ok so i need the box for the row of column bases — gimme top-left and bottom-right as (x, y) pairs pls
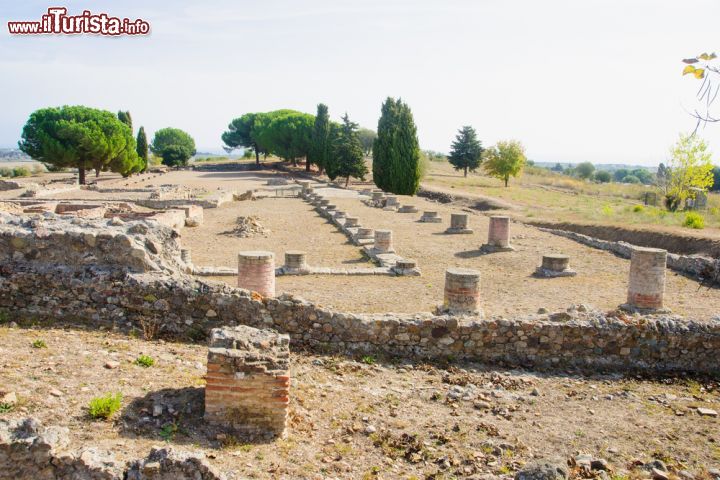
(237, 246), (668, 316)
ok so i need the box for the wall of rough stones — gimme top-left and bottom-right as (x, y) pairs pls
(0, 213), (188, 274)
(1, 213), (719, 374)
(538, 227), (720, 281)
(0, 418), (225, 480)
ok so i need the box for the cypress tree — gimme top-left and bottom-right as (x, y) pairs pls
(309, 103), (330, 173)
(372, 97), (421, 195)
(332, 113), (368, 187)
(448, 125), (483, 177)
(136, 126), (149, 172)
(117, 110), (133, 131)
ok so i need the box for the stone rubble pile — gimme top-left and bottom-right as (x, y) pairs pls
(221, 215), (270, 238)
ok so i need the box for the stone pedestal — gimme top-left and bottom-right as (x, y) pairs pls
(392, 259), (421, 276)
(372, 192), (384, 202)
(238, 251), (275, 297)
(345, 217), (359, 227)
(319, 199), (330, 207)
(445, 213), (473, 234)
(420, 211), (442, 223)
(325, 204), (336, 211)
(622, 247), (669, 312)
(204, 326), (290, 439)
(374, 230), (394, 253)
(439, 268), (482, 315)
(397, 205), (418, 213)
(333, 211), (346, 219)
(284, 251), (308, 271)
(356, 228), (374, 239)
(480, 216), (514, 252)
(534, 254), (576, 277)
(384, 196), (399, 210)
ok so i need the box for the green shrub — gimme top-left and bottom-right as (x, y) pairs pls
(12, 167), (30, 177)
(31, 339), (47, 349)
(134, 354), (154, 368)
(0, 167), (12, 177)
(633, 205), (644, 213)
(0, 309), (8, 324)
(684, 212), (705, 229)
(0, 402), (13, 414)
(601, 204), (613, 216)
(88, 393), (122, 419)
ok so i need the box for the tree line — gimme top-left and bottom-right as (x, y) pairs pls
(18, 105), (197, 184)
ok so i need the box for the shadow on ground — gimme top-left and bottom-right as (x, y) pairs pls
(118, 387), (275, 448)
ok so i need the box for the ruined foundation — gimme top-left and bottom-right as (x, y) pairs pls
(439, 268), (482, 316)
(237, 251), (275, 298)
(383, 196), (399, 210)
(419, 211), (442, 223)
(373, 229), (395, 254)
(392, 259), (421, 276)
(284, 251), (308, 272)
(621, 247), (669, 313)
(397, 205), (418, 213)
(534, 254), (576, 277)
(204, 326), (290, 440)
(445, 213), (473, 234)
(480, 216), (515, 253)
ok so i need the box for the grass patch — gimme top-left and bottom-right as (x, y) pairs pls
(88, 393), (122, 420)
(31, 339), (47, 349)
(0, 403), (14, 414)
(134, 354), (155, 368)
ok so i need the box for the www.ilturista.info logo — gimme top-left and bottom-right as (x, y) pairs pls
(7, 7), (150, 35)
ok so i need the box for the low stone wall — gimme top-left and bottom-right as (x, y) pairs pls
(0, 418), (225, 480)
(538, 227), (720, 280)
(0, 213), (187, 273)
(1, 262), (719, 374)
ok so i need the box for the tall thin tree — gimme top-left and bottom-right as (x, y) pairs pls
(309, 103), (330, 173)
(136, 126), (149, 172)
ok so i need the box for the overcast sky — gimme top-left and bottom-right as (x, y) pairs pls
(1, 0), (719, 165)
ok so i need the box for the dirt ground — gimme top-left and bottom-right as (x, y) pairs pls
(1, 325), (718, 479)
(187, 182), (720, 320)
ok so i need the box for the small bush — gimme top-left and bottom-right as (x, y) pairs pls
(0, 167), (12, 177)
(601, 205), (613, 216)
(31, 339), (47, 349)
(88, 393), (122, 420)
(134, 354), (155, 368)
(684, 212), (705, 229)
(633, 205), (644, 213)
(0, 402), (13, 414)
(12, 167), (30, 177)
(0, 309), (8, 324)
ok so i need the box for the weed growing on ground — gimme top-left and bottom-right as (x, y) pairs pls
(31, 339), (46, 349)
(361, 355), (376, 365)
(134, 354), (155, 367)
(88, 393), (122, 420)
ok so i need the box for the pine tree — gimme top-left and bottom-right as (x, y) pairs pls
(448, 126), (483, 177)
(309, 103), (330, 173)
(372, 97), (421, 195)
(136, 126), (149, 172)
(332, 113), (368, 187)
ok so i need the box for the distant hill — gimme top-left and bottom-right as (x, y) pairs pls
(0, 148), (31, 162)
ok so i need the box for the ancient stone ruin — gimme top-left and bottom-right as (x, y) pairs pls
(204, 326), (290, 440)
(445, 213), (473, 234)
(622, 247), (668, 312)
(480, 215), (515, 253)
(237, 251), (276, 297)
(535, 254), (577, 277)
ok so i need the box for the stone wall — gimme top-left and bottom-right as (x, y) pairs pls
(1, 212), (719, 374)
(0, 213), (187, 274)
(1, 262), (719, 374)
(538, 227), (720, 281)
(0, 418), (225, 480)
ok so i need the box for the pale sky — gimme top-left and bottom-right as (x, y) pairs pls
(1, 0), (719, 166)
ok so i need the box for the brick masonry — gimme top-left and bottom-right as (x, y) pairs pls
(204, 326), (290, 439)
(626, 247), (667, 311)
(237, 251), (275, 298)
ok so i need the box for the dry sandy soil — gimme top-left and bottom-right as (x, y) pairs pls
(180, 180), (720, 320)
(1, 325), (719, 480)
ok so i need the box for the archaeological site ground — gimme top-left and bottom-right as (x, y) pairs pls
(0, 160), (719, 480)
